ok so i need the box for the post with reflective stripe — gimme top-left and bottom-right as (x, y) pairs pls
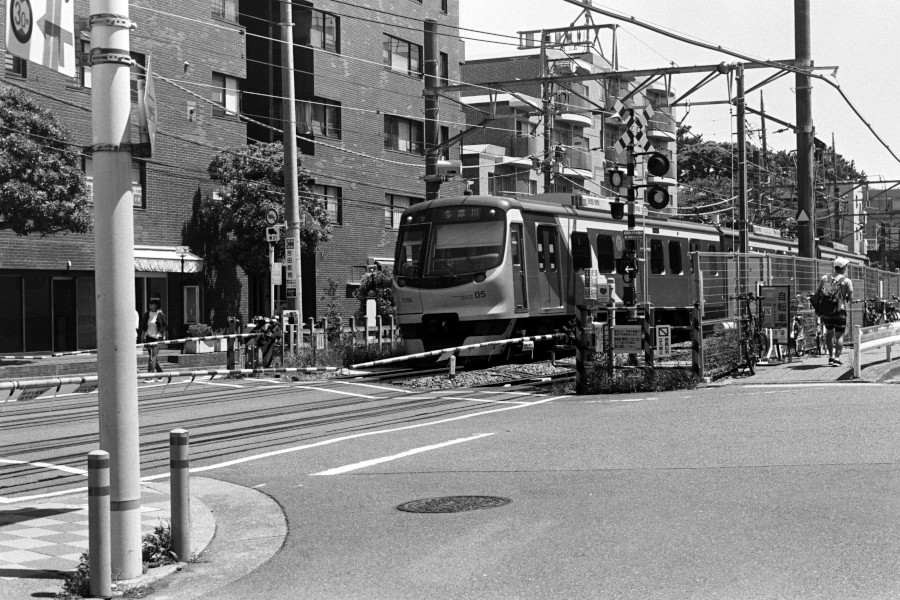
(170, 429), (190, 561)
(376, 315), (383, 350)
(643, 305), (655, 383)
(349, 317), (357, 347)
(852, 325), (861, 379)
(692, 303), (705, 380)
(308, 318), (316, 364)
(390, 315), (396, 347)
(88, 450), (112, 599)
(449, 355), (457, 379)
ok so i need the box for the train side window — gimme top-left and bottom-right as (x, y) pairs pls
(649, 239), (665, 274)
(708, 244), (719, 275)
(596, 235), (615, 272)
(669, 240), (683, 274)
(537, 225), (559, 272)
(571, 232), (591, 271)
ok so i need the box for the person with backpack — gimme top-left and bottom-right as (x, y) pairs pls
(812, 257), (854, 366)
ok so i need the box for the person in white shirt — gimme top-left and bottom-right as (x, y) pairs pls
(139, 297), (168, 375)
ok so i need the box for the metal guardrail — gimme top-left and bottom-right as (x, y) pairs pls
(851, 322), (900, 378)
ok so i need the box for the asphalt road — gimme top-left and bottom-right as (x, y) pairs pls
(2, 378), (899, 598)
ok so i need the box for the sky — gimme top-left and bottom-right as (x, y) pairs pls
(459, 0), (900, 185)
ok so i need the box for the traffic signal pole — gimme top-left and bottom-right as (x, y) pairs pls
(90, 0), (142, 578)
(280, 0), (303, 317)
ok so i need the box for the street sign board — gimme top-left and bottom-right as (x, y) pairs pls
(285, 238), (297, 286)
(613, 325), (642, 353)
(623, 229), (645, 240)
(271, 262), (282, 286)
(760, 285), (790, 328)
(265, 208), (279, 225)
(655, 325), (671, 358)
(265, 226), (280, 243)
(5, 0), (76, 77)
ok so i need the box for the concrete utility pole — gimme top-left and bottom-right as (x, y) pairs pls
(795, 0), (815, 258)
(281, 0), (303, 317)
(424, 19), (440, 201)
(540, 31), (553, 193)
(736, 63), (749, 255)
(90, 0), (142, 578)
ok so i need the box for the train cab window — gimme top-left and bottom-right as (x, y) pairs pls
(571, 232), (591, 271)
(396, 225), (427, 277)
(668, 241), (683, 274)
(537, 226), (558, 272)
(649, 239), (665, 274)
(596, 235), (615, 272)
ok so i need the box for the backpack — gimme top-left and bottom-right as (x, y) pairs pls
(814, 275), (844, 317)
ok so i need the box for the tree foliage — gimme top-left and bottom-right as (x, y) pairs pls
(355, 268), (395, 322)
(676, 125), (866, 236)
(0, 86), (90, 235)
(204, 142), (331, 274)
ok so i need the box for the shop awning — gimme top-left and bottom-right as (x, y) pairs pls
(134, 245), (204, 273)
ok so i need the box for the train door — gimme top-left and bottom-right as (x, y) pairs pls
(510, 224), (528, 310)
(536, 224), (562, 309)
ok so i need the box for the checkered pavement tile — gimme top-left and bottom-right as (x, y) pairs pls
(0, 495), (172, 580)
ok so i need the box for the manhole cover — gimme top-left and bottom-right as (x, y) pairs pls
(397, 495), (511, 513)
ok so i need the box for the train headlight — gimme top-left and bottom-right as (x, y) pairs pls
(397, 277), (407, 287)
(474, 273), (486, 283)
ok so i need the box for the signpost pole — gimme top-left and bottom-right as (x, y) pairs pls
(280, 0), (303, 319)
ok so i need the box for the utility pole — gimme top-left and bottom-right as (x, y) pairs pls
(795, 0), (815, 258)
(760, 90), (768, 174)
(280, 0), (303, 318)
(540, 31), (553, 193)
(90, 0), (142, 578)
(832, 133), (841, 241)
(736, 63), (749, 255)
(424, 20), (440, 201)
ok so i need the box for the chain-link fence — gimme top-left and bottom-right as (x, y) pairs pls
(691, 252), (900, 377)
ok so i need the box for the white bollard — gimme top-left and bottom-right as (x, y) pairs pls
(449, 355), (457, 380)
(88, 450), (112, 598)
(170, 429), (191, 561)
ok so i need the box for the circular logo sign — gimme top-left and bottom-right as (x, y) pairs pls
(10, 0), (33, 44)
(264, 208), (279, 226)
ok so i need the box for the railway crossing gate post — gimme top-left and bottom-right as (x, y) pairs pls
(643, 305), (655, 382)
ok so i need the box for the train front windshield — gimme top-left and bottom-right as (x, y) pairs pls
(395, 205), (506, 286)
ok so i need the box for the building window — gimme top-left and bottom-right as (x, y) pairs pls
(83, 158), (145, 208)
(385, 194), (419, 229)
(296, 8), (339, 53)
(184, 285), (201, 324)
(77, 40), (91, 88)
(212, 0), (238, 21)
(439, 126), (450, 160)
(441, 0), (448, 13)
(383, 34), (422, 78)
(312, 184), (342, 225)
(298, 98), (341, 139)
(212, 72), (240, 117)
(130, 52), (145, 102)
(4, 53), (27, 78)
(439, 52), (449, 86)
(384, 115), (424, 155)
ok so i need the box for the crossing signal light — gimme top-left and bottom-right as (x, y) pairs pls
(646, 185), (670, 210)
(608, 169), (625, 188)
(610, 201), (625, 220)
(646, 152), (670, 178)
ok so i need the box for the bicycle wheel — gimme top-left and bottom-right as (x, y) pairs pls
(741, 340), (756, 375)
(754, 331), (770, 359)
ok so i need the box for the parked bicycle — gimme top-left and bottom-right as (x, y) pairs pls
(863, 297), (888, 327)
(732, 292), (769, 375)
(887, 295), (900, 322)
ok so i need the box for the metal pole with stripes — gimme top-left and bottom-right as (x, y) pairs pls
(643, 305), (655, 382)
(88, 450), (112, 598)
(170, 429), (191, 561)
(692, 303), (705, 381)
(575, 306), (587, 394)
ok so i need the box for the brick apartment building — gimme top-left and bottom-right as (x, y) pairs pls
(0, 0), (247, 353)
(459, 49), (678, 207)
(240, 0), (465, 317)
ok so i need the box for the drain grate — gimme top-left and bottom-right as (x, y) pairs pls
(397, 495), (512, 514)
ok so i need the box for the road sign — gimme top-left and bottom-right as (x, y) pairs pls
(623, 229), (645, 240)
(760, 285), (790, 328)
(271, 262), (282, 286)
(301, 211), (315, 229)
(613, 325), (642, 353)
(265, 208), (279, 225)
(795, 209), (810, 223)
(5, 0), (76, 77)
(143, 56), (158, 156)
(655, 325), (671, 358)
(265, 226), (280, 243)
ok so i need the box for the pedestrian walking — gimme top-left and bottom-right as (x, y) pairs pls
(140, 297), (168, 377)
(811, 257), (854, 365)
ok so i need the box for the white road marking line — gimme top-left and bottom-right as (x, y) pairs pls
(5, 394), (566, 502)
(480, 390), (533, 396)
(743, 384), (826, 389)
(293, 385), (376, 399)
(586, 398), (643, 403)
(0, 458), (87, 476)
(333, 381), (413, 394)
(438, 396), (528, 405)
(312, 433), (495, 476)
(252, 483), (266, 488)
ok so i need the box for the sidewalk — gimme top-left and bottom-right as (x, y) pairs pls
(0, 477), (285, 599)
(719, 346), (900, 385)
